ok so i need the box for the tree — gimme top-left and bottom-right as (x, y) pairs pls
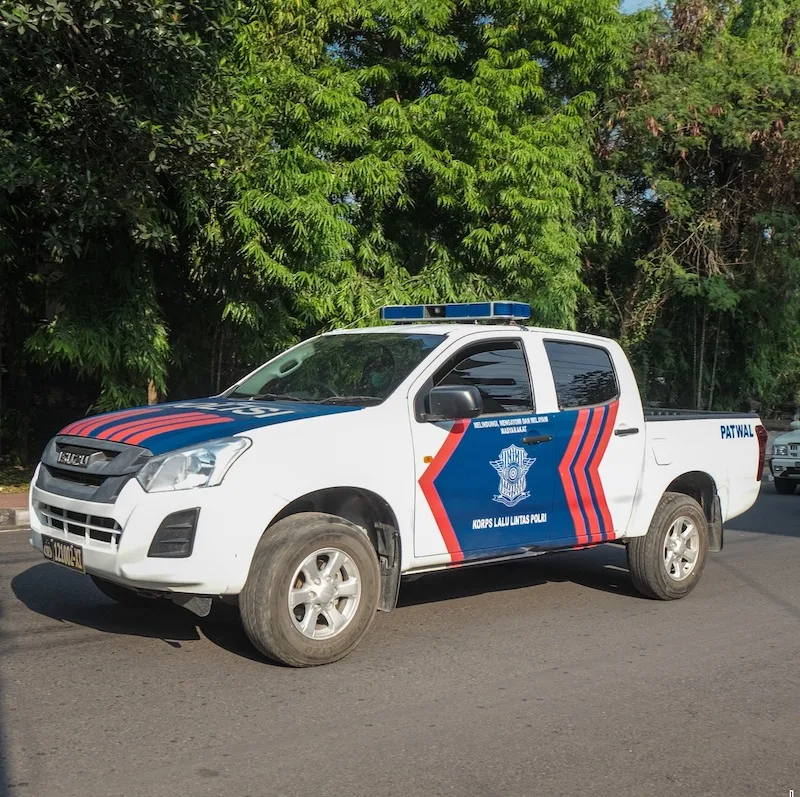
(0, 0), (628, 459)
(203, 0), (625, 334)
(587, 0), (800, 412)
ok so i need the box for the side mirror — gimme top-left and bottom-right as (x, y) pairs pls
(426, 385), (483, 422)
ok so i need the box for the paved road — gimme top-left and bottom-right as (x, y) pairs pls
(2, 485), (799, 797)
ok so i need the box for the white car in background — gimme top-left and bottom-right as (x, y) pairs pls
(769, 420), (800, 494)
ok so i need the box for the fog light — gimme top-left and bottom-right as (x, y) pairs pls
(148, 509), (199, 558)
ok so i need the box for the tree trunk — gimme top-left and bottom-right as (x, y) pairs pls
(708, 317), (721, 410)
(0, 299), (4, 460)
(216, 325), (224, 395)
(210, 323), (219, 393)
(697, 304), (707, 411)
(692, 301), (698, 409)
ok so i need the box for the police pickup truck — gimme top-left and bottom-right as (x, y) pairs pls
(29, 302), (768, 666)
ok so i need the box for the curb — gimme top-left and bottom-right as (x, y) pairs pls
(0, 507), (29, 530)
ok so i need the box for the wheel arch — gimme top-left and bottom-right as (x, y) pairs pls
(268, 487), (402, 611)
(664, 471), (723, 552)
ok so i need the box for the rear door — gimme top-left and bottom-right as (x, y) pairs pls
(541, 339), (646, 544)
(410, 334), (556, 562)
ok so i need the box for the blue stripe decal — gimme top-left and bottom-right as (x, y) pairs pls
(584, 405), (608, 541)
(571, 410), (594, 539)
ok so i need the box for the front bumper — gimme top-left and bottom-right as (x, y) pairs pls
(28, 478), (261, 595)
(770, 457), (800, 480)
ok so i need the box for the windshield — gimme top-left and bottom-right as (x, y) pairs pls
(226, 333), (445, 405)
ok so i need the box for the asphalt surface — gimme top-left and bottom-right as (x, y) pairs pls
(1, 485), (799, 797)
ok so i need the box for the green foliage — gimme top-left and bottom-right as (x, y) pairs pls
(194, 0), (626, 344)
(3, 0), (800, 460)
(586, 0), (800, 412)
(0, 0), (237, 411)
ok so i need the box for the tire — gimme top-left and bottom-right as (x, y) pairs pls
(90, 575), (158, 608)
(774, 477), (796, 495)
(627, 492), (709, 600)
(240, 512), (380, 667)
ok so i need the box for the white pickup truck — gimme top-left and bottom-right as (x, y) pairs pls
(29, 302), (767, 666)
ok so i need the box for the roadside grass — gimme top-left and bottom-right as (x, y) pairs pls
(0, 465), (34, 493)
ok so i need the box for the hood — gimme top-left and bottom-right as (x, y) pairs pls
(58, 398), (360, 455)
(774, 428), (800, 446)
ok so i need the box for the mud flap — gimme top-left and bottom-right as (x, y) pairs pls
(375, 523), (402, 612)
(708, 495), (723, 552)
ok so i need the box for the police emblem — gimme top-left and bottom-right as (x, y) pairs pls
(490, 444), (535, 507)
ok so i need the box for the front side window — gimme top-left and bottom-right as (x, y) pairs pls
(544, 341), (618, 409)
(433, 340), (534, 415)
(228, 333), (445, 405)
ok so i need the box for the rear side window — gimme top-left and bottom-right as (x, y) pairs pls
(434, 341), (533, 415)
(544, 341), (618, 409)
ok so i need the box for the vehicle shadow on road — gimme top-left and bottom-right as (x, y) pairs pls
(397, 544), (641, 608)
(10, 563), (274, 665)
(11, 546), (641, 667)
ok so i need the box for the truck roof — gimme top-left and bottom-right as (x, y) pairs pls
(325, 323), (618, 346)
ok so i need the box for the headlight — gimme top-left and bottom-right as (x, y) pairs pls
(136, 437), (251, 493)
(773, 444), (788, 457)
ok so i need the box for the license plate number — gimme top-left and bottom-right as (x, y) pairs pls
(42, 535), (85, 573)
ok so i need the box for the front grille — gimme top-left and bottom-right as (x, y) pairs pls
(44, 465), (108, 487)
(38, 436), (151, 504)
(37, 502), (122, 547)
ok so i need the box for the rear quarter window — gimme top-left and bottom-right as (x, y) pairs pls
(544, 341), (618, 409)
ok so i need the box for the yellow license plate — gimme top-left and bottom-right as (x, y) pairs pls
(42, 534), (85, 573)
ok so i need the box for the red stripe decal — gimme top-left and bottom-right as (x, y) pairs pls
(97, 412), (211, 442)
(65, 407), (156, 435)
(574, 409), (604, 544)
(558, 409), (589, 542)
(418, 421), (469, 563)
(589, 401), (619, 540)
(61, 407), (160, 437)
(124, 416), (233, 446)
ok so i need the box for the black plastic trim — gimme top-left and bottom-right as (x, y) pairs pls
(148, 508), (200, 558)
(645, 409), (759, 421)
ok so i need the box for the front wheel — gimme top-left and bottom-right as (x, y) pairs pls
(774, 477), (796, 495)
(240, 513), (380, 667)
(627, 492), (709, 600)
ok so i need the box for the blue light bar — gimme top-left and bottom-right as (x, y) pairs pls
(380, 301), (531, 323)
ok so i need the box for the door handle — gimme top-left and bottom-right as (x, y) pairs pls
(522, 435), (552, 445)
(614, 427), (640, 437)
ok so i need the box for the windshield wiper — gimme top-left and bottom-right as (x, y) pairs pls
(248, 392), (316, 403)
(318, 395), (382, 406)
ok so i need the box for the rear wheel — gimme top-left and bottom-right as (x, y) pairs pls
(774, 477), (796, 495)
(240, 513), (380, 667)
(627, 492), (709, 600)
(90, 575), (158, 608)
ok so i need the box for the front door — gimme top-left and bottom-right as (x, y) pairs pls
(411, 337), (556, 562)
